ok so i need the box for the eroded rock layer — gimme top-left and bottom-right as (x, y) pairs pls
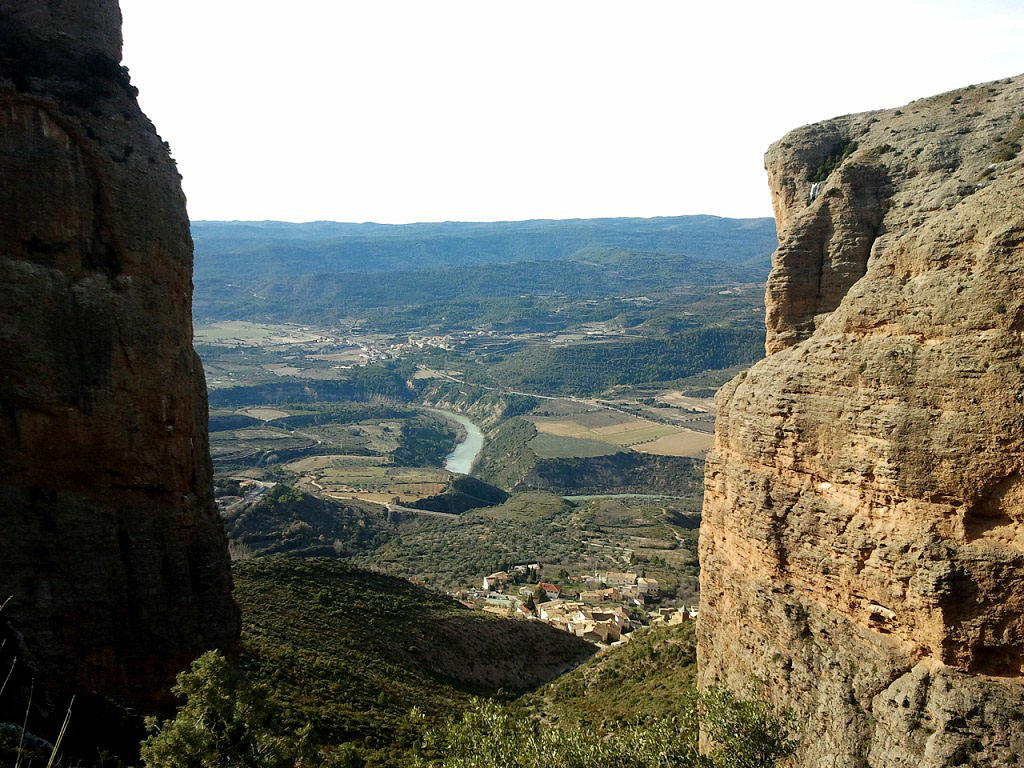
(699, 75), (1024, 766)
(0, 0), (238, 725)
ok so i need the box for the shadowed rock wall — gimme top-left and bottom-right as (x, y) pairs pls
(0, 0), (239, 731)
(699, 75), (1024, 766)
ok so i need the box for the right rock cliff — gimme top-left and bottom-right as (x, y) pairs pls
(698, 75), (1024, 766)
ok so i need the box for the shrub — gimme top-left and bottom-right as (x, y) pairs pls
(417, 687), (795, 768)
(417, 698), (699, 768)
(700, 686), (797, 768)
(140, 651), (293, 768)
(808, 139), (859, 182)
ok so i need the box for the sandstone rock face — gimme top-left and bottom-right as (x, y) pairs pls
(699, 75), (1024, 766)
(0, 0), (239, 727)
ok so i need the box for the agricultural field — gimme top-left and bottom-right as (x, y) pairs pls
(284, 454), (386, 473)
(194, 320), (335, 346)
(194, 320), (399, 391)
(634, 431), (714, 457)
(243, 406), (292, 420)
(303, 420), (404, 455)
(208, 427), (319, 466)
(527, 433), (621, 459)
(294, 464), (450, 505)
(208, 400), (464, 508)
(529, 405), (712, 458)
(307, 349), (366, 363)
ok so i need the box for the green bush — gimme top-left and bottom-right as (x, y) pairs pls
(700, 686), (797, 768)
(416, 698), (699, 768)
(140, 651), (293, 768)
(415, 688), (795, 768)
(808, 139), (858, 182)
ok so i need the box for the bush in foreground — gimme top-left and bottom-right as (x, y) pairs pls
(143, 651), (794, 768)
(415, 687), (793, 768)
(140, 651), (293, 768)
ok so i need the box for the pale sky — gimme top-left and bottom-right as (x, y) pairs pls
(119, 0), (1024, 224)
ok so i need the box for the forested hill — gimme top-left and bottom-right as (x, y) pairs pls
(192, 215), (776, 281)
(192, 216), (776, 329)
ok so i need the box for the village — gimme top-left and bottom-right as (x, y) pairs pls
(453, 565), (698, 646)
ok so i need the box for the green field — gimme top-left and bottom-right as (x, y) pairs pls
(284, 454), (387, 472)
(207, 401), (464, 508)
(208, 427), (319, 465)
(531, 409), (696, 450)
(306, 465), (449, 504)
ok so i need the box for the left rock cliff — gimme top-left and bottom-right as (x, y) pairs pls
(0, 0), (239, 731)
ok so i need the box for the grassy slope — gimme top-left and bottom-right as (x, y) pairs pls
(474, 417), (541, 489)
(519, 621), (698, 728)
(355, 492), (582, 589)
(233, 558), (595, 764)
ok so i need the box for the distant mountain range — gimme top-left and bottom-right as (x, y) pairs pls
(191, 215), (776, 328)
(192, 215), (777, 279)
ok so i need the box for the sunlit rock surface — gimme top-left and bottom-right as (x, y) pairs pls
(699, 74), (1024, 766)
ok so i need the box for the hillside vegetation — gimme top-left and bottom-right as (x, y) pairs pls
(418, 621), (795, 768)
(145, 562), (793, 768)
(193, 217), (771, 402)
(232, 558), (595, 766)
(195, 215), (763, 536)
(223, 486), (395, 558)
(521, 622), (698, 726)
(357, 492), (700, 600)
(467, 326), (764, 396)
(410, 475), (510, 515)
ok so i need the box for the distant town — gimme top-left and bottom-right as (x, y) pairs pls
(453, 564), (698, 646)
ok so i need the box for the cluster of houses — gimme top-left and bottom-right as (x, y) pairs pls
(455, 565), (697, 645)
(533, 600), (631, 643)
(578, 571), (661, 601)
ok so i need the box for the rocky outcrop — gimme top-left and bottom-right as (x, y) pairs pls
(0, 0), (238, 738)
(699, 75), (1024, 766)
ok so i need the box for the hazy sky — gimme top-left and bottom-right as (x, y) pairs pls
(119, 0), (1024, 224)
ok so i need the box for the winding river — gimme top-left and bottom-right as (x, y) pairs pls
(427, 408), (485, 475)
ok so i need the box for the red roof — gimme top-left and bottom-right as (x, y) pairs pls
(538, 583), (561, 592)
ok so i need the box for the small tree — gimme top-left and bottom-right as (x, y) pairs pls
(701, 685), (797, 768)
(140, 651), (292, 768)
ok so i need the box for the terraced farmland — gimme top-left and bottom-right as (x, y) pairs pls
(530, 407), (710, 457)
